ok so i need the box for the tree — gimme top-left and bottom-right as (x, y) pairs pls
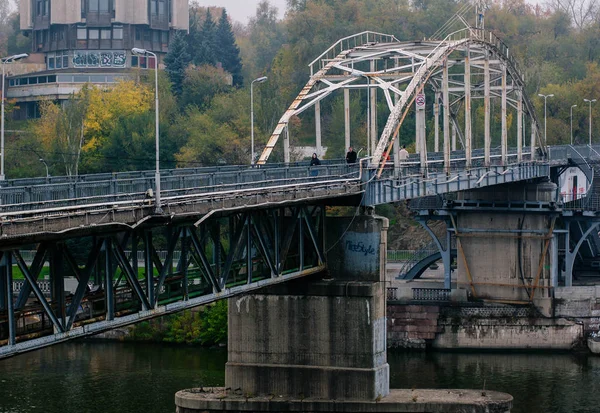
(216, 9), (244, 86)
(195, 9), (217, 66)
(180, 65), (232, 109)
(164, 30), (191, 96)
(33, 87), (92, 176)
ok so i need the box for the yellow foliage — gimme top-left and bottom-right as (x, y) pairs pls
(83, 80), (152, 151)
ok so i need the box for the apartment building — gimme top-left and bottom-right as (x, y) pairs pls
(10, 0), (188, 118)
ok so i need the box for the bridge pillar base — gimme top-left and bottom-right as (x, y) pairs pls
(224, 214), (389, 401)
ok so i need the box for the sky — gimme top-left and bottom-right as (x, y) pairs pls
(194, 0), (544, 25)
(193, 0), (289, 24)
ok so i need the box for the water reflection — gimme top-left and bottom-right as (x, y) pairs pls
(2, 343), (600, 413)
(0, 342), (226, 413)
(389, 351), (600, 413)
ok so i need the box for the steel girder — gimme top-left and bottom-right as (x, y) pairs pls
(0, 205), (326, 358)
(257, 29), (542, 174)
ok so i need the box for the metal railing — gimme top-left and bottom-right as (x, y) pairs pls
(309, 31), (400, 76)
(413, 288), (451, 301)
(0, 162), (358, 213)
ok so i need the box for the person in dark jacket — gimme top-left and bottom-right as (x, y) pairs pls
(346, 147), (357, 164)
(310, 153), (321, 176)
(310, 153), (321, 166)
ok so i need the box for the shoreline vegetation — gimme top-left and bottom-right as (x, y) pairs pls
(103, 301), (228, 347)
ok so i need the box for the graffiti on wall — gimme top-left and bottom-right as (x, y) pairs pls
(73, 51), (126, 68)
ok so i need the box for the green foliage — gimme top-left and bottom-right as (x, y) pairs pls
(198, 301), (228, 346)
(195, 9), (218, 66)
(180, 65), (233, 110)
(129, 302), (228, 346)
(164, 30), (191, 96)
(216, 9), (244, 86)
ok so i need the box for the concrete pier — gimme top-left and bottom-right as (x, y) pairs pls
(175, 214), (514, 412)
(225, 215), (389, 401)
(176, 388), (513, 413)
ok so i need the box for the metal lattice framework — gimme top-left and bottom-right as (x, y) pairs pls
(258, 28), (542, 174)
(0, 206), (326, 358)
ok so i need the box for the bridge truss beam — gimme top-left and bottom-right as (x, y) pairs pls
(0, 205), (326, 358)
(258, 29), (543, 175)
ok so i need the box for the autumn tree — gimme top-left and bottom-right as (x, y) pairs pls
(33, 87), (92, 176)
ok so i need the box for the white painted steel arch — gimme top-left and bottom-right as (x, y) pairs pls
(257, 29), (542, 171)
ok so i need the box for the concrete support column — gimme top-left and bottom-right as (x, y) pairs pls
(344, 88), (351, 152)
(225, 215), (390, 401)
(464, 51), (472, 169)
(455, 182), (557, 315)
(484, 54), (491, 167)
(501, 65), (508, 166)
(443, 62), (451, 172)
(315, 100), (322, 157)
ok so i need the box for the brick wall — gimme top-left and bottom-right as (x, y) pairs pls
(387, 304), (442, 349)
(387, 303), (584, 350)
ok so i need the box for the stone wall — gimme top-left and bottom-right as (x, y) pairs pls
(555, 286), (600, 332)
(387, 304), (442, 349)
(387, 304), (584, 350)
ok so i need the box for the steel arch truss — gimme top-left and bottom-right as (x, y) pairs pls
(0, 205), (326, 358)
(258, 29), (542, 173)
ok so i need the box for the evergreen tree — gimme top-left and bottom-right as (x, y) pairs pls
(216, 9), (244, 86)
(164, 30), (191, 96)
(195, 9), (217, 66)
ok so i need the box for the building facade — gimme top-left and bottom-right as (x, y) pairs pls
(11, 0), (188, 118)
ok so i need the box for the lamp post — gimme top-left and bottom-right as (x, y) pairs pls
(538, 93), (554, 145)
(39, 158), (49, 180)
(584, 98), (597, 146)
(250, 76), (267, 165)
(570, 104), (577, 145)
(0, 53), (28, 181)
(132, 48), (161, 212)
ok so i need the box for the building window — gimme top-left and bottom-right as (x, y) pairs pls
(89, 29), (99, 39)
(43, 0), (49, 15)
(46, 51), (70, 70)
(161, 31), (168, 44)
(158, 0), (165, 16)
(131, 55), (156, 69)
(113, 26), (123, 40)
(36, 0), (42, 16)
(81, 0), (86, 17)
(152, 31), (159, 42)
(77, 26), (87, 40)
(89, 0), (98, 12)
(143, 29), (151, 42)
(101, 29), (111, 39)
(99, 0), (109, 12)
(150, 0), (157, 15)
(135, 27), (141, 41)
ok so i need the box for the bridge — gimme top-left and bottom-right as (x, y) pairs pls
(1, 24), (599, 407)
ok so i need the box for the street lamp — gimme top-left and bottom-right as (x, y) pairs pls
(132, 47), (161, 212)
(39, 158), (49, 180)
(250, 76), (267, 165)
(538, 93), (554, 145)
(570, 104), (577, 145)
(584, 98), (597, 146)
(0, 53), (28, 181)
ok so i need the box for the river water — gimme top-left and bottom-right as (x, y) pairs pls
(0, 342), (598, 413)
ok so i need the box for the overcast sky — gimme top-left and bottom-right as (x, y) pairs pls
(194, 0), (544, 25)
(193, 0), (288, 24)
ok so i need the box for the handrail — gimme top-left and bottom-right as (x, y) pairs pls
(309, 31), (400, 76)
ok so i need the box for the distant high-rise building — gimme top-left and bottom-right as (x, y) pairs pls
(10, 0), (189, 118)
